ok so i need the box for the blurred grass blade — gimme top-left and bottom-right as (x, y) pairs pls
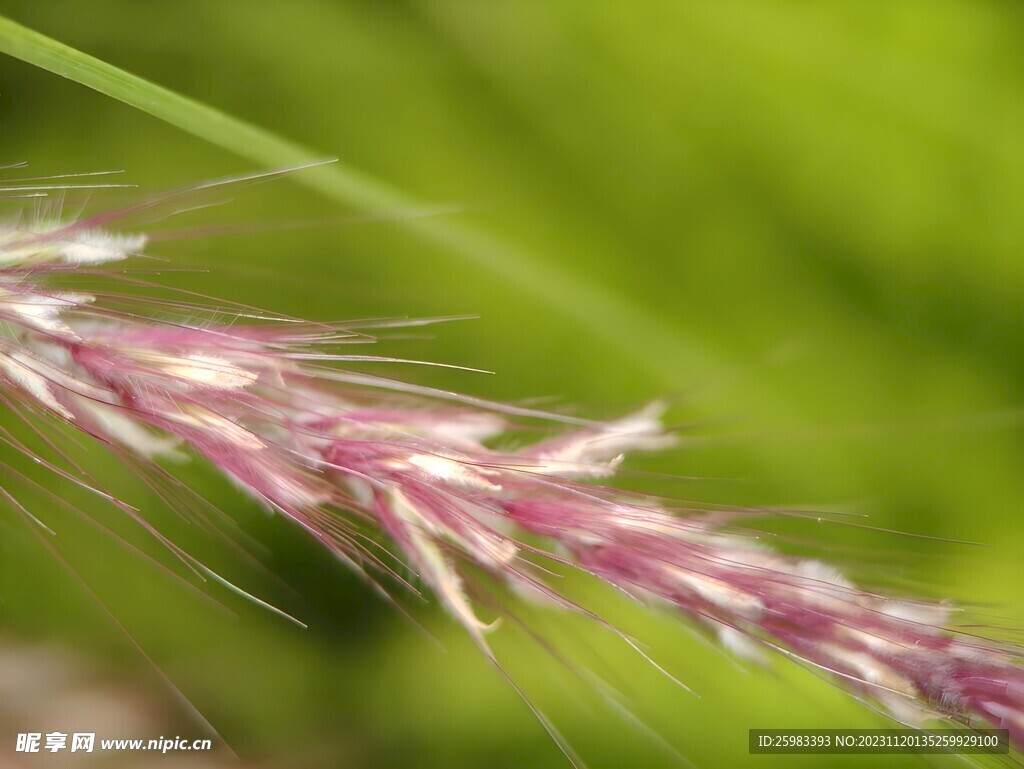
(0, 14), (732, 389)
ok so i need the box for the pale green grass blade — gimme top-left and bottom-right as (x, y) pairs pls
(0, 15), (729, 389)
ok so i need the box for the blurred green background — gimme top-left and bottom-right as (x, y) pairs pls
(1, 2), (1023, 767)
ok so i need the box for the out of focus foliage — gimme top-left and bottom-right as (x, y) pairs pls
(1, 2), (1022, 767)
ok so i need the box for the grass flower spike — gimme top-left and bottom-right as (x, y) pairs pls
(1, 187), (1022, 754)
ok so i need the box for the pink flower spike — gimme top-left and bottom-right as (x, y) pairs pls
(1, 187), (1022, 750)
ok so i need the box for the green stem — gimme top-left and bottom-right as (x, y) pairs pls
(0, 15), (726, 388)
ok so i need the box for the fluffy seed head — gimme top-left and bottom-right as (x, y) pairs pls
(1, 191), (1022, 749)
